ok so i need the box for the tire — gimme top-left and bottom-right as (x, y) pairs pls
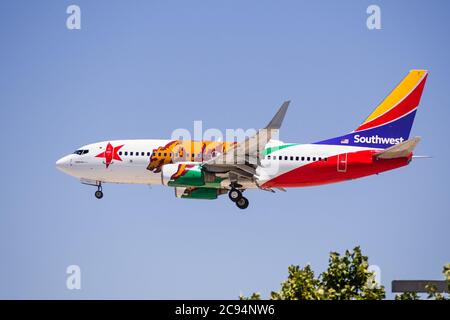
(236, 196), (249, 209)
(228, 188), (242, 202)
(95, 190), (103, 199)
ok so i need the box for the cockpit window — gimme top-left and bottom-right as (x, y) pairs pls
(73, 149), (89, 155)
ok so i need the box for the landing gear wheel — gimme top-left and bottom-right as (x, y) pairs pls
(235, 196), (249, 209)
(228, 188), (242, 202)
(95, 190), (103, 199)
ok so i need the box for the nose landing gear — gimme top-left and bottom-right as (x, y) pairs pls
(228, 188), (249, 209)
(95, 184), (103, 199)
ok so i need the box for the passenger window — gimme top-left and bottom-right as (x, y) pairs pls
(130, 152), (134, 156)
(290, 156), (293, 161)
(295, 156), (299, 161)
(124, 151), (128, 156)
(279, 156), (282, 160)
(313, 157), (316, 161)
(141, 152), (144, 156)
(307, 157), (310, 161)
(284, 156), (288, 160)
(158, 153), (161, 157)
(147, 152), (151, 156)
(268, 155), (271, 160)
(119, 151), (122, 156)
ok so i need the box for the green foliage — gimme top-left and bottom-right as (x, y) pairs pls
(445, 263), (450, 291)
(241, 248), (449, 300)
(395, 292), (420, 300)
(394, 263), (449, 300)
(319, 247), (385, 300)
(270, 264), (321, 300)
(242, 246), (385, 300)
(425, 263), (450, 300)
(239, 292), (261, 300)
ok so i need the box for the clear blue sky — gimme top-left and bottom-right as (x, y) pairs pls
(0, 0), (448, 299)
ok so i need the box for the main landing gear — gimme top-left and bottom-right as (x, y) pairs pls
(228, 187), (249, 209)
(95, 183), (103, 199)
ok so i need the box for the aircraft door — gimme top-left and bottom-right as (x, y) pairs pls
(337, 153), (347, 172)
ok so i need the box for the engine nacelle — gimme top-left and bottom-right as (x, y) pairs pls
(174, 187), (225, 200)
(161, 163), (207, 187)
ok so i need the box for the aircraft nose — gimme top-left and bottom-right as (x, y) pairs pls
(56, 155), (72, 173)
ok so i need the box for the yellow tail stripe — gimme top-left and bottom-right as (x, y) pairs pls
(362, 70), (427, 125)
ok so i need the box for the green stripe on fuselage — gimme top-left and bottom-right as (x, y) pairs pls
(261, 144), (297, 156)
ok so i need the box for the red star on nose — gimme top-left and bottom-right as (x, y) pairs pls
(96, 142), (124, 168)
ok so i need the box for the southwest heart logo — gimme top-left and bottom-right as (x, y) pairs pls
(96, 142), (124, 168)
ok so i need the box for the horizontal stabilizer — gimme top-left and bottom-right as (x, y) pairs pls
(374, 137), (421, 159)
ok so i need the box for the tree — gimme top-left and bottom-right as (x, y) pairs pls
(425, 263), (449, 300)
(394, 292), (420, 300)
(240, 246), (385, 300)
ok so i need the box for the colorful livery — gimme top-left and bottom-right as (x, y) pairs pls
(56, 70), (428, 209)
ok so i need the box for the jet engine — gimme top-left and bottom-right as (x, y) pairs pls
(161, 163), (216, 187)
(174, 187), (227, 200)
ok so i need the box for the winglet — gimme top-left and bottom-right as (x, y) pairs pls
(265, 100), (290, 129)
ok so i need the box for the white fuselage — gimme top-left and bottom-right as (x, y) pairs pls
(57, 140), (167, 185)
(56, 139), (373, 189)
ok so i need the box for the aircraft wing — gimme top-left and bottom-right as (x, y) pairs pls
(374, 137), (421, 159)
(202, 101), (290, 179)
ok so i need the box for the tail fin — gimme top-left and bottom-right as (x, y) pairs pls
(355, 70), (428, 133)
(316, 70), (428, 149)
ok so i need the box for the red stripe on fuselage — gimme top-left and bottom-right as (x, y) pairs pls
(262, 150), (410, 188)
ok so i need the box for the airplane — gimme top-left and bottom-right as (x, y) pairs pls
(56, 69), (428, 209)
